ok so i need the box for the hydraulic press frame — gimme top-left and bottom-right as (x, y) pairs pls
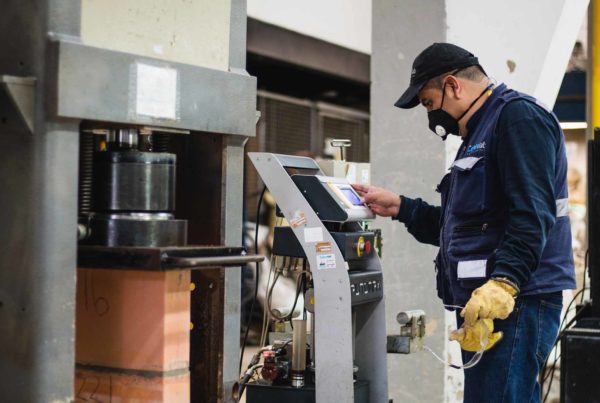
(0, 1), (256, 402)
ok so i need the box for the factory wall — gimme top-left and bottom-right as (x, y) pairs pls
(371, 2), (447, 402)
(247, 0), (372, 54)
(81, 0), (232, 70)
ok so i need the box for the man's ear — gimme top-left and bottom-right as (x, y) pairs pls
(445, 75), (462, 99)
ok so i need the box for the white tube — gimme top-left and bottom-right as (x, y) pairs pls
(292, 319), (307, 387)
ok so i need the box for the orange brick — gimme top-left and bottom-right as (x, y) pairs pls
(75, 367), (189, 403)
(76, 268), (191, 372)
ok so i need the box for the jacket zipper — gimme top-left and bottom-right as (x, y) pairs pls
(454, 222), (489, 233)
(440, 144), (466, 276)
(452, 248), (494, 257)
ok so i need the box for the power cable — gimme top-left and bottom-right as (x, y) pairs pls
(425, 304), (487, 369)
(581, 249), (589, 304)
(541, 288), (584, 402)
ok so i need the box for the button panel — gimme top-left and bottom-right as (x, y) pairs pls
(330, 231), (375, 261)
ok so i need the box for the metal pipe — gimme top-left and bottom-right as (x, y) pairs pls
(309, 312), (315, 367)
(292, 319), (307, 388)
(107, 128), (139, 150)
(163, 254), (264, 268)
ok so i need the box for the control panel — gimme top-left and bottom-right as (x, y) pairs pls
(291, 174), (375, 222)
(273, 227), (374, 262)
(330, 232), (374, 261)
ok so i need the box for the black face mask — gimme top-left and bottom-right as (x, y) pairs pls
(427, 83), (493, 140)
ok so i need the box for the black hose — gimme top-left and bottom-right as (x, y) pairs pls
(238, 372), (253, 397)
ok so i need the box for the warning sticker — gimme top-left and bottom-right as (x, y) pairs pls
(290, 211), (307, 228)
(316, 253), (336, 270)
(315, 242), (333, 253)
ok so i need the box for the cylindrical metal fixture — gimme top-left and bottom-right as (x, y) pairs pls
(92, 151), (176, 212)
(83, 213), (187, 247)
(82, 132), (188, 247)
(292, 319), (307, 388)
(107, 128), (139, 150)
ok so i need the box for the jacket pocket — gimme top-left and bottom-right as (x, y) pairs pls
(449, 156), (486, 218)
(447, 224), (502, 290)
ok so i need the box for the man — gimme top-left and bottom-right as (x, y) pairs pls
(353, 43), (575, 402)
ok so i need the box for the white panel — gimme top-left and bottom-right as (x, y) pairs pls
(81, 0), (231, 70)
(445, 0), (588, 107)
(248, 0), (372, 54)
(135, 63), (178, 119)
(534, 0), (589, 106)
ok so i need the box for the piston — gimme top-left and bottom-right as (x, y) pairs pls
(92, 150), (176, 212)
(81, 128), (187, 247)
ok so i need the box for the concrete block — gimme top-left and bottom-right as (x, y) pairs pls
(76, 268), (191, 372)
(75, 367), (190, 403)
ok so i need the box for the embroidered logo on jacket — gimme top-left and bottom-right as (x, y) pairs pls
(466, 141), (486, 155)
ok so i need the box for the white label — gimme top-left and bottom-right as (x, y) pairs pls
(316, 253), (336, 270)
(360, 168), (370, 184)
(346, 164), (357, 184)
(556, 198), (569, 217)
(457, 259), (487, 279)
(452, 156), (482, 171)
(304, 227), (323, 243)
(136, 63), (178, 119)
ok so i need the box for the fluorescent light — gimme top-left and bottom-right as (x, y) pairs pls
(560, 122), (587, 130)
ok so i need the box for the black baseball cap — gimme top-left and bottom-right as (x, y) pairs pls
(394, 43), (481, 109)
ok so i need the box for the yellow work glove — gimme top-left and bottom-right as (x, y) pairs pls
(449, 318), (503, 352)
(461, 279), (518, 327)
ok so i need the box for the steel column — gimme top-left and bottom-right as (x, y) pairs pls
(0, 1), (81, 401)
(221, 135), (248, 402)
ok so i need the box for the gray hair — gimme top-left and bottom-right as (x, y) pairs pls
(422, 65), (487, 90)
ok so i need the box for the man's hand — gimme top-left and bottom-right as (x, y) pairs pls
(352, 184), (401, 217)
(449, 318), (503, 352)
(461, 279), (517, 327)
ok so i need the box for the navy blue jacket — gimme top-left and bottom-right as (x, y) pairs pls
(396, 84), (576, 307)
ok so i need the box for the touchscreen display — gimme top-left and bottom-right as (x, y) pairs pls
(338, 186), (363, 206)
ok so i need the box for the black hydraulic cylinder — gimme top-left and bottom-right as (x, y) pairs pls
(92, 150), (176, 212)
